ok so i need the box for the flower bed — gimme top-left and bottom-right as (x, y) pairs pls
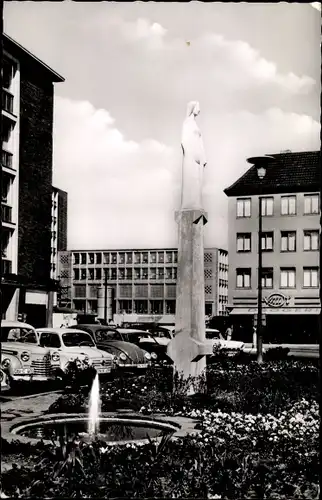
(1, 361), (319, 499)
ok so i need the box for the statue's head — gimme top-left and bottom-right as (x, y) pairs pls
(186, 101), (200, 118)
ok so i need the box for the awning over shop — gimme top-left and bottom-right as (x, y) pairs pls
(230, 307), (321, 315)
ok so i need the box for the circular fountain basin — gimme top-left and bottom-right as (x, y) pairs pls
(9, 413), (181, 445)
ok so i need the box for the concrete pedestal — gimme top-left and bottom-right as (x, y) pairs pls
(167, 209), (210, 385)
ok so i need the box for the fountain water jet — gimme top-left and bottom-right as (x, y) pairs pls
(88, 373), (101, 435)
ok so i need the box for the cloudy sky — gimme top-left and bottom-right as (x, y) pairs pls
(4, 2), (321, 250)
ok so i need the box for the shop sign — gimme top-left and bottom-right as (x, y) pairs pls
(263, 293), (290, 308)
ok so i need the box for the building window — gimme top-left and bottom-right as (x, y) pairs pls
(280, 268), (296, 288)
(303, 267), (319, 288)
(141, 268), (148, 280)
(96, 268), (102, 280)
(103, 268), (109, 280)
(88, 253), (95, 264)
(205, 303), (213, 316)
(111, 253), (117, 264)
(303, 230), (319, 251)
(134, 300), (148, 314)
(2, 57), (16, 90)
(134, 268), (140, 280)
(126, 268), (132, 280)
(88, 269), (94, 281)
(261, 197), (273, 216)
(261, 232), (274, 251)
(73, 269), (79, 281)
(261, 268), (273, 288)
(150, 268), (157, 280)
(150, 252), (157, 264)
(166, 251), (173, 263)
(142, 252), (148, 264)
(157, 268), (164, 280)
(119, 300), (132, 314)
(96, 253), (102, 265)
(111, 269), (117, 280)
(158, 252), (165, 263)
(134, 252), (141, 264)
(172, 268), (177, 280)
(281, 231), (296, 252)
(165, 300), (176, 314)
(103, 253), (110, 265)
(119, 285), (132, 298)
(165, 268), (172, 280)
(281, 195), (296, 215)
(236, 268), (251, 288)
(150, 300), (164, 314)
(236, 198), (251, 218)
(88, 300), (98, 314)
(80, 253), (86, 265)
(80, 269), (87, 281)
(74, 285), (86, 298)
(304, 194), (319, 215)
(119, 253), (125, 264)
(126, 252), (133, 264)
(236, 233), (251, 252)
(173, 252), (178, 263)
(118, 269), (125, 280)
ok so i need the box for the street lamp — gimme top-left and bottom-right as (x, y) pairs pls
(247, 156), (275, 363)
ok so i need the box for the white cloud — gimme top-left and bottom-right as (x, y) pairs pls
(53, 97), (320, 251)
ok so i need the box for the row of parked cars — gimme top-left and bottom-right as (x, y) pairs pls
(0, 320), (246, 392)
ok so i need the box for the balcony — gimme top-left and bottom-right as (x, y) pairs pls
(2, 150), (14, 170)
(1, 259), (12, 275)
(1, 204), (14, 225)
(2, 89), (14, 115)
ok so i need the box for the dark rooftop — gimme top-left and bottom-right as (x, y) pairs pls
(3, 33), (64, 83)
(224, 151), (321, 197)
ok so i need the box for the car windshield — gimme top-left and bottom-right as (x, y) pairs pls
(95, 330), (120, 342)
(62, 332), (95, 347)
(150, 330), (172, 339)
(206, 331), (221, 340)
(1, 327), (38, 344)
(121, 332), (149, 343)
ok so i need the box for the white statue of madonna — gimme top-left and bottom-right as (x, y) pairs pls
(181, 101), (207, 210)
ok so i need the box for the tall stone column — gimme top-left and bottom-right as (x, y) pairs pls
(166, 101), (212, 388)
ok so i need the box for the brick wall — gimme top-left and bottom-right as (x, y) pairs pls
(18, 65), (54, 281)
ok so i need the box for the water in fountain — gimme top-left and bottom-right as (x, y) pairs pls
(88, 373), (101, 435)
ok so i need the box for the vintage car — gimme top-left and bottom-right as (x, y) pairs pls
(205, 329), (245, 356)
(73, 324), (155, 371)
(117, 328), (173, 363)
(36, 328), (116, 376)
(1, 321), (55, 383)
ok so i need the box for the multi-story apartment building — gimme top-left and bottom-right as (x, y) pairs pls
(224, 151), (320, 343)
(1, 34), (64, 327)
(58, 247), (229, 324)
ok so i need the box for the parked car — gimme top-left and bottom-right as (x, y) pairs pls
(205, 329), (245, 356)
(118, 328), (173, 364)
(73, 324), (155, 371)
(36, 328), (116, 377)
(1, 321), (55, 383)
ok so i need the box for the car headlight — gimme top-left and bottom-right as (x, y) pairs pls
(52, 352), (60, 362)
(151, 352), (158, 360)
(144, 352), (151, 361)
(119, 353), (127, 362)
(21, 351), (30, 362)
(2, 358), (11, 368)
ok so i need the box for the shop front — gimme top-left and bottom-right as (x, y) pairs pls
(229, 292), (320, 344)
